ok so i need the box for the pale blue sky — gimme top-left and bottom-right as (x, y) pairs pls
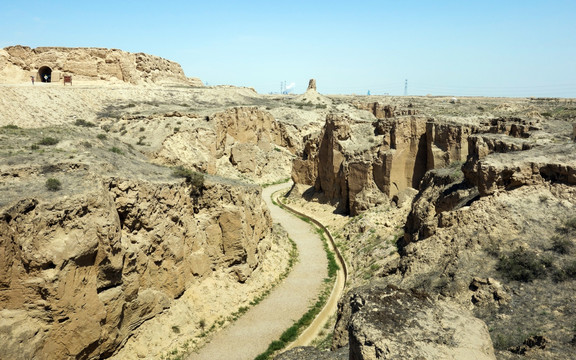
(2, 0), (575, 97)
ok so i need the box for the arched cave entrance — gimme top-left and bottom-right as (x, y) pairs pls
(38, 66), (52, 83)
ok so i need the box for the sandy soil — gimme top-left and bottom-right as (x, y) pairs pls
(187, 183), (328, 360)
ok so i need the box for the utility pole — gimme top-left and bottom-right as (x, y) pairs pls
(404, 79), (408, 96)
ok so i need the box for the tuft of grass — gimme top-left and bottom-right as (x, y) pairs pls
(2, 124), (19, 129)
(171, 326), (180, 334)
(97, 134), (107, 140)
(563, 217), (576, 232)
(497, 248), (548, 282)
(551, 235), (574, 255)
(109, 147), (123, 155)
(74, 119), (96, 127)
(45, 178), (62, 192)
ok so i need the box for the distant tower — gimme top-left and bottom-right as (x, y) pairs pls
(404, 79), (408, 96)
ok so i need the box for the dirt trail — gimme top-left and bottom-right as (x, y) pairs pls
(187, 182), (328, 360)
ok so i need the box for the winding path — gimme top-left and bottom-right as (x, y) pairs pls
(187, 182), (330, 360)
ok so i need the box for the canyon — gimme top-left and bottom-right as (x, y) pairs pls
(2, 47), (576, 359)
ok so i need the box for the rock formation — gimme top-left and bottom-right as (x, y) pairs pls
(0, 45), (203, 85)
(289, 109), (553, 216)
(353, 102), (418, 118)
(0, 176), (271, 359)
(307, 79), (317, 91)
(153, 106), (295, 183)
(292, 114), (471, 215)
(291, 79), (333, 106)
(331, 283), (495, 359)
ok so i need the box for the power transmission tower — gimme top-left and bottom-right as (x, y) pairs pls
(404, 79), (408, 96)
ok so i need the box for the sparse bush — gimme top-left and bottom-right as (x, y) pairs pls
(38, 137), (59, 146)
(552, 260), (576, 282)
(139, 127), (145, 132)
(497, 248), (548, 282)
(565, 261), (576, 277)
(492, 332), (527, 350)
(109, 147), (123, 154)
(30, 144), (40, 150)
(173, 127), (180, 133)
(172, 166), (193, 179)
(172, 166), (202, 183)
(97, 133), (107, 140)
(74, 119), (96, 127)
(137, 136), (146, 145)
(81, 141), (92, 148)
(171, 325), (180, 334)
(45, 178), (61, 191)
(564, 217), (576, 231)
(2, 124), (19, 129)
(551, 235), (574, 254)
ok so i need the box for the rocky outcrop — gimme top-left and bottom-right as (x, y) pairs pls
(307, 79), (317, 91)
(152, 107), (296, 184)
(332, 283), (496, 360)
(353, 102), (418, 119)
(292, 114), (470, 215)
(213, 107), (288, 154)
(0, 177), (271, 359)
(0, 45), (202, 85)
(463, 142), (576, 196)
(290, 111), (551, 215)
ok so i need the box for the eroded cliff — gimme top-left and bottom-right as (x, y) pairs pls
(292, 112), (472, 215)
(0, 45), (202, 85)
(0, 169), (274, 359)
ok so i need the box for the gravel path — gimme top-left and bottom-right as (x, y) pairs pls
(187, 182), (328, 360)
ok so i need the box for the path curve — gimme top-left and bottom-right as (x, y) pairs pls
(187, 182), (327, 360)
(278, 196), (348, 349)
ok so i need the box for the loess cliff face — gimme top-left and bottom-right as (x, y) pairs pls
(0, 45), (202, 85)
(147, 106), (296, 184)
(0, 176), (271, 359)
(292, 112), (472, 215)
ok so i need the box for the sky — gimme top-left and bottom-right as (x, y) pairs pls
(1, 0), (575, 97)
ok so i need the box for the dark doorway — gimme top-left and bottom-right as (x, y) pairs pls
(38, 66), (52, 83)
